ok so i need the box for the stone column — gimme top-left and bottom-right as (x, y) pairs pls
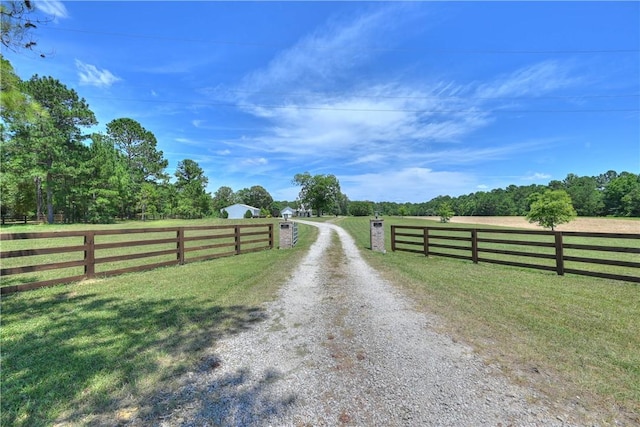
(370, 219), (385, 253)
(279, 221), (293, 249)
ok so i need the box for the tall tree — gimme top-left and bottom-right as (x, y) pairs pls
(174, 158), (209, 218)
(11, 75), (96, 223)
(292, 172), (341, 217)
(526, 190), (576, 230)
(106, 118), (167, 183)
(603, 172), (640, 216)
(236, 185), (273, 210)
(563, 173), (603, 216)
(211, 186), (237, 214)
(105, 118), (167, 218)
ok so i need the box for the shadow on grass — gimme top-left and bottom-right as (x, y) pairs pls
(1, 290), (275, 426)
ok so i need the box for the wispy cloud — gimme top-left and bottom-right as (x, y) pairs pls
(238, 6), (400, 94)
(341, 167), (476, 202)
(476, 60), (579, 99)
(522, 172), (552, 181)
(34, 0), (68, 19)
(75, 60), (121, 88)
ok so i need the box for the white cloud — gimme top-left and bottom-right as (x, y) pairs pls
(522, 172), (551, 181)
(340, 167), (476, 203)
(242, 157), (268, 166)
(34, 0), (68, 19)
(75, 60), (121, 88)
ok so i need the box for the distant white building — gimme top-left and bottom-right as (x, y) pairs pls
(221, 203), (261, 219)
(281, 206), (295, 219)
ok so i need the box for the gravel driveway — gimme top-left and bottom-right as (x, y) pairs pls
(152, 220), (576, 426)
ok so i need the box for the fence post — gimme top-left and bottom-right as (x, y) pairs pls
(391, 225), (396, 252)
(471, 229), (478, 264)
(84, 231), (95, 278)
(177, 228), (185, 265)
(555, 232), (564, 276)
(423, 227), (429, 257)
(269, 224), (274, 249)
(235, 225), (241, 255)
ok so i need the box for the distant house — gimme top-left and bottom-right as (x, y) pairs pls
(221, 203), (261, 219)
(281, 206), (295, 219)
(297, 204), (312, 217)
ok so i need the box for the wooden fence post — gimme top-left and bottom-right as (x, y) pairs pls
(177, 228), (185, 265)
(555, 232), (564, 276)
(269, 224), (274, 249)
(471, 229), (478, 264)
(423, 227), (429, 257)
(235, 225), (241, 255)
(391, 226), (396, 252)
(84, 231), (95, 278)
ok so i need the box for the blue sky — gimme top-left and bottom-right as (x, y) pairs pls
(5, 1), (639, 203)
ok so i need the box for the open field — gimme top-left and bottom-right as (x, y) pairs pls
(418, 215), (639, 233)
(337, 216), (640, 424)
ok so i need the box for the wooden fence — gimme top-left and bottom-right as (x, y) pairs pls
(0, 223), (274, 294)
(391, 225), (640, 283)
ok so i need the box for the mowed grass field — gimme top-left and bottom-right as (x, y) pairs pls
(336, 216), (639, 425)
(0, 218), (318, 426)
(1, 216), (639, 425)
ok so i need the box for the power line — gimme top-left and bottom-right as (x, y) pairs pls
(88, 95), (640, 114)
(210, 88), (640, 101)
(43, 26), (640, 54)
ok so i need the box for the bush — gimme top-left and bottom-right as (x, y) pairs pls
(221, 209), (229, 219)
(244, 209), (254, 219)
(348, 201), (374, 216)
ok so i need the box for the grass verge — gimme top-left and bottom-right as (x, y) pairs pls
(337, 216), (640, 425)
(1, 221), (317, 426)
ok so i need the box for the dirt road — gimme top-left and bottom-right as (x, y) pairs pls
(148, 221), (580, 426)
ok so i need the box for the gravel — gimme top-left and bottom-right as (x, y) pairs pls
(144, 220), (582, 426)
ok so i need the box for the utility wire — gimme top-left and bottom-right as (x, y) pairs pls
(42, 26), (640, 54)
(88, 96), (640, 114)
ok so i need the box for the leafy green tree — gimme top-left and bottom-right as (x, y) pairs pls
(10, 75), (97, 223)
(293, 172), (341, 217)
(106, 118), (167, 218)
(563, 173), (603, 216)
(437, 202), (455, 223)
(1, 55), (43, 126)
(106, 118), (167, 183)
(526, 190), (576, 230)
(348, 201), (374, 216)
(174, 159), (210, 218)
(603, 172), (640, 216)
(212, 186), (237, 215)
(236, 185), (273, 210)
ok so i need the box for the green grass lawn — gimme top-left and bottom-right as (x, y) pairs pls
(1, 219), (317, 426)
(336, 216), (639, 424)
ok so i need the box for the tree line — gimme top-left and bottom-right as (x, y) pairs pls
(368, 170), (639, 218)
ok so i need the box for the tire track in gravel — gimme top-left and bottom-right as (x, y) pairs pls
(147, 220), (578, 426)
